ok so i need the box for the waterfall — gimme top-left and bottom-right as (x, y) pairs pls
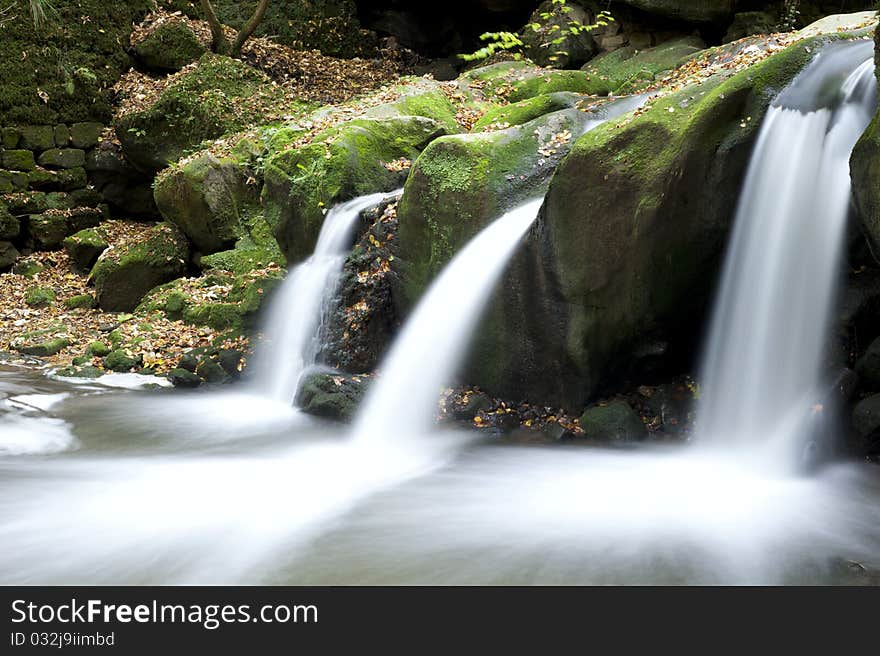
(252, 191), (401, 404)
(699, 41), (878, 468)
(353, 198), (543, 440)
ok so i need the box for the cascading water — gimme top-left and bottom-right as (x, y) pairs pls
(252, 190), (401, 404)
(699, 40), (878, 468)
(353, 199), (543, 440)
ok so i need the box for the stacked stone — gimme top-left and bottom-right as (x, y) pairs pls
(0, 122), (107, 269)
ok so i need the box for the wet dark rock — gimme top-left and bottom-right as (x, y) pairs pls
(297, 372), (368, 421)
(852, 393), (880, 438)
(449, 391), (494, 421)
(168, 367), (202, 388)
(855, 336), (880, 391)
(578, 400), (647, 442)
(0, 241), (19, 270)
(195, 358), (228, 384)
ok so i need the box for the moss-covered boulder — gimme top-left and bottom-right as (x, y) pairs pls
(63, 228), (108, 272)
(396, 99), (641, 303)
(581, 36), (706, 96)
(133, 20), (206, 72)
(64, 293), (98, 310)
(296, 372), (368, 421)
(578, 400), (647, 442)
(1, 150), (36, 171)
(92, 223), (190, 312)
(28, 208), (102, 250)
(461, 61), (591, 103)
(262, 115), (447, 263)
(462, 35), (835, 410)
(103, 349), (143, 372)
(473, 92), (586, 131)
(117, 54), (298, 172)
(154, 152), (260, 253)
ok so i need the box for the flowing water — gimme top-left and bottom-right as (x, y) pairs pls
(2, 43), (880, 585)
(699, 41), (878, 469)
(252, 190), (401, 404)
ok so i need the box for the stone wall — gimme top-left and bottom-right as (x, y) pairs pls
(0, 122), (155, 271)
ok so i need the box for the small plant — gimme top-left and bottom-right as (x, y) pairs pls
(460, 0), (613, 64)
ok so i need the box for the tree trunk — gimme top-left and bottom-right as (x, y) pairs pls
(231, 0), (270, 58)
(200, 0), (230, 55)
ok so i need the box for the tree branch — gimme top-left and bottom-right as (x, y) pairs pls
(231, 0), (270, 57)
(200, 0), (230, 54)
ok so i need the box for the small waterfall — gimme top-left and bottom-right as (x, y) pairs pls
(353, 198), (543, 440)
(699, 41), (878, 467)
(252, 191), (400, 404)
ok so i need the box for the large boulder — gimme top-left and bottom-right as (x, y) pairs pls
(132, 19), (206, 72)
(466, 37), (832, 410)
(92, 223), (189, 312)
(262, 115), (448, 263)
(397, 96), (643, 305)
(581, 36), (705, 96)
(578, 400), (647, 442)
(116, 54), (299, 172)
(154, 152), (259, 254)
(459, 61), (591, 103)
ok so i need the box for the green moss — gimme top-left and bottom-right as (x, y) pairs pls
(473, 92), (582, 130)
(117, 54), (305, 171)
(26, 286), (56, 307)
(133, 20), (206, 72)
(463, 61), (590, 103)
(103, 349), (143, 372)
(1, 150), (36, 171)
(87, 341), (111, 357)
(63, 294), (97, 310)
(16, 336), (69, 357)
(582, 37), (706, 96)
(367, 87), (461, 133)
(0, 1), (153, 125)
(56, 365), (103, 379)
(182, 302), (244, 332)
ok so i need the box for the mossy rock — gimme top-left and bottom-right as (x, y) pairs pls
(11, 327), (69, 356)
(12, 259), (42, 276)
(262, 115), (448, 263)
(4, 192), (74, 215)
(199, 242), (284, 275)
(182, 302), (245, 332)
(86, 340), (110, 357)
(37, 149), (86, 170)
(69, 122), (104, 149)
(64, 294), (98, 310)
(363, 84), (461, 134)
(92, 222), (190, 312)
(581, 36), (706, 96)
(154, 152), (260, 253)
(473, 92), (586, 131)
(63, 227), (108, 272)
(1, 150), (36, 171)
(397, 104), (613, 304)
(18, 126), (55, 151)
(168, 366), (202, 388)
(578, 400), (647, 442)
(296, 372), (368, 421)
(0, 204), (18, 239)
(25, 286), (56, 308)
(26, 166), (88, 192)
(55, 365), (103, 379)
(461, 61), (590, 103)
(103, 349), (143, 372)
(0, 1), (152, 125)
(28, 213), (69, 250)
(116, 54), (300, 172)
(133, 20), (206, 72)
(463, 33), (841, 410)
